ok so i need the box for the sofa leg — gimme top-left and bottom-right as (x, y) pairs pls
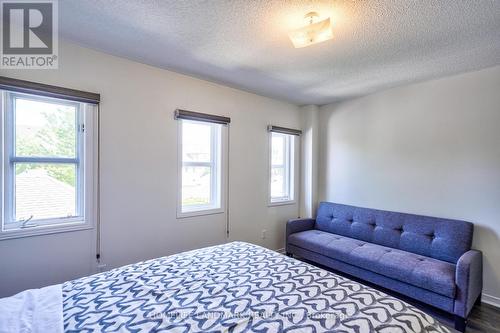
(454, 315), (467, 332)
(285, 252), (293, 258)
(475, 293), (482, 306)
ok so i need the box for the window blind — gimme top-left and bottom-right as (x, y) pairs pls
(174, 109), (230, 125)
(267, 125), (302, 136)
(0, 76), (100, 104)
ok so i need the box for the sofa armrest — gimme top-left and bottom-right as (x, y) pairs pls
(286, 218), (315, 253)
(454, 249), (483, 318)
(286, 218), (315, 238)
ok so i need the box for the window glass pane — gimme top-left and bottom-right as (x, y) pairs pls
(15, 163), (77, 221)
(182, 121), (211, 163)
(15, 98), (77, 158)
(182, 166), (211, 208)
(271, 133), (284, 165)
(271, 167), (285, 198)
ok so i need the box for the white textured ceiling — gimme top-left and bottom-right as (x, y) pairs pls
(60, 0), (500, 105)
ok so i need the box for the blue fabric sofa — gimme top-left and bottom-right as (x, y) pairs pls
(286, 202), (482, 332)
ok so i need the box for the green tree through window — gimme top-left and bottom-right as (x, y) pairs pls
(16, 107), (77, 187)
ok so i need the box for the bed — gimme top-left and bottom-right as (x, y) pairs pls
(1, 242), (450, 332)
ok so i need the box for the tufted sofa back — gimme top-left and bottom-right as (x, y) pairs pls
(315, 202), (473, 263)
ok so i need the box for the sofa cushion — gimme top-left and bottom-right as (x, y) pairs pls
(288, 229), (456, 298)
(315, 202), (473, 263)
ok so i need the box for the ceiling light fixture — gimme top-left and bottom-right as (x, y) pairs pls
(288, 11), (333, 48)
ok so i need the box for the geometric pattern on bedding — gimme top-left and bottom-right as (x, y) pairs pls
(63, 242), (450, 332)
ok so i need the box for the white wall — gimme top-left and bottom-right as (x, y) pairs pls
(318, 65), (500, 305)
(300, 105), (319, 218)
(0, 41), (302, 297)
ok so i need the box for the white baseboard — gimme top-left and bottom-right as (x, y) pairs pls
(482, 293), (500, 308)
(275, 247), (285, 254)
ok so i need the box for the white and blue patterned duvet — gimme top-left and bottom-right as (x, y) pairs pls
(63, 242), (450, 332)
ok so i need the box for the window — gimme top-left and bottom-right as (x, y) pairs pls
(269, 132), (295, 204)
(1, 91), (97, 239)
(178, 119), (225, 217)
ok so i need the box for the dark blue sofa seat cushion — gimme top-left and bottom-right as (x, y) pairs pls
(288, 229), (456, 298)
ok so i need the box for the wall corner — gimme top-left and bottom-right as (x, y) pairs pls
(299, 105), (319, 218)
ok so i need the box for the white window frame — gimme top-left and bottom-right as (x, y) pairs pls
(177, 119), (226, 218)
(268, 131), (296, 206)
(0, 91), (97, 240)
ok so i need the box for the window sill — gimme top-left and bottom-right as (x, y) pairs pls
(268, 200), (296, 207)
(0, 221), (93, 241)
(177, 208), (225, 219)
